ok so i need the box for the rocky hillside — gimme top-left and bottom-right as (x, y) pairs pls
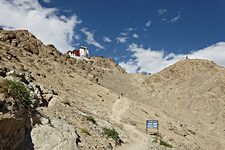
(142, 59), (225, 149)
(96, 59), (225, 149)
(0, 29), (127, 150)
(0, 29), (225, 150)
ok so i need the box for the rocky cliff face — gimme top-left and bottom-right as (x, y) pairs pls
(0, 115), (32, 150)
(0, 68), (61, 150)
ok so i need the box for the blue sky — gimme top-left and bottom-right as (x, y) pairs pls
(1, 0), (225, 73)
(43, 0), (225, 52)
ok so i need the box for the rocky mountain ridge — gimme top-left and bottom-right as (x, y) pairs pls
(0, 29), (225, 150)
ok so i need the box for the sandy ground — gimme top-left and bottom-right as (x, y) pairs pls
(111, 97), (150, 150)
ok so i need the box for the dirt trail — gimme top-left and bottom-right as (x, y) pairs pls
(111, 97), (150, 150)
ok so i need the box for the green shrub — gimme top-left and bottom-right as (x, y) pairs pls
(84, 115), (97, 124)
(80, 128), (91, 135)
(3, 80), (31, 109)
(102, 127), (120, 142)
(160, 140), (173, 148)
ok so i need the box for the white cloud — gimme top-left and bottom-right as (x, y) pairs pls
(170, 14), (181, 23)
(116, 36), (128, 43)
(103, 36), (112, 43)
(133, 34), (139, 39)
(161, 18), (167, 22)
(119, 44), (181, 73)
(119, 42), (225, 74)
(42, 0), (51, 3)
(158, 9), (167, 16)
(0, 0), (80, 52)
(116, 28), (135, 43)
(145, 20), (152, 27)
(80, 28), (104, 49)
(123, 28), (134, 33)
(120, 32), (128, 36)
(119, 60), (139, 73)
(120, 28), (134, 36)
(126, 28), (134, 31)
(188, 42), (225, 65)
(74, 35), (80, 40)
(115, 28), (135, 43)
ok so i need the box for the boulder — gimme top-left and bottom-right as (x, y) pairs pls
(31, 118), (80, 150)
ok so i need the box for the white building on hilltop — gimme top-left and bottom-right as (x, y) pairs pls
(66, 46), (90, 60)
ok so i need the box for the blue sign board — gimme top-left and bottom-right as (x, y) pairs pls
(146, 120), (158, 129)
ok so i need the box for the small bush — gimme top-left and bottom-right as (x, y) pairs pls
(102, 127), (120, 142)
(80, 128), (91, 135)
(160, 140), (173, 148)
(2, 80), (31, 109)
(84, 115), (96, 124)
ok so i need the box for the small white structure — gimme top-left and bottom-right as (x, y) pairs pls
(67, 46), (90, 60)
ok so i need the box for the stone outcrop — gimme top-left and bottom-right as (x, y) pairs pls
(0, 112), (33, 150)
(0, 78), (33, 150)
(0, 67), (60, 150)
(0, 30), (42, 55)
(31, 118), (79, 150)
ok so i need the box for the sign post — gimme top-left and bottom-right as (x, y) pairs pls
(146, 120), (159, 135)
